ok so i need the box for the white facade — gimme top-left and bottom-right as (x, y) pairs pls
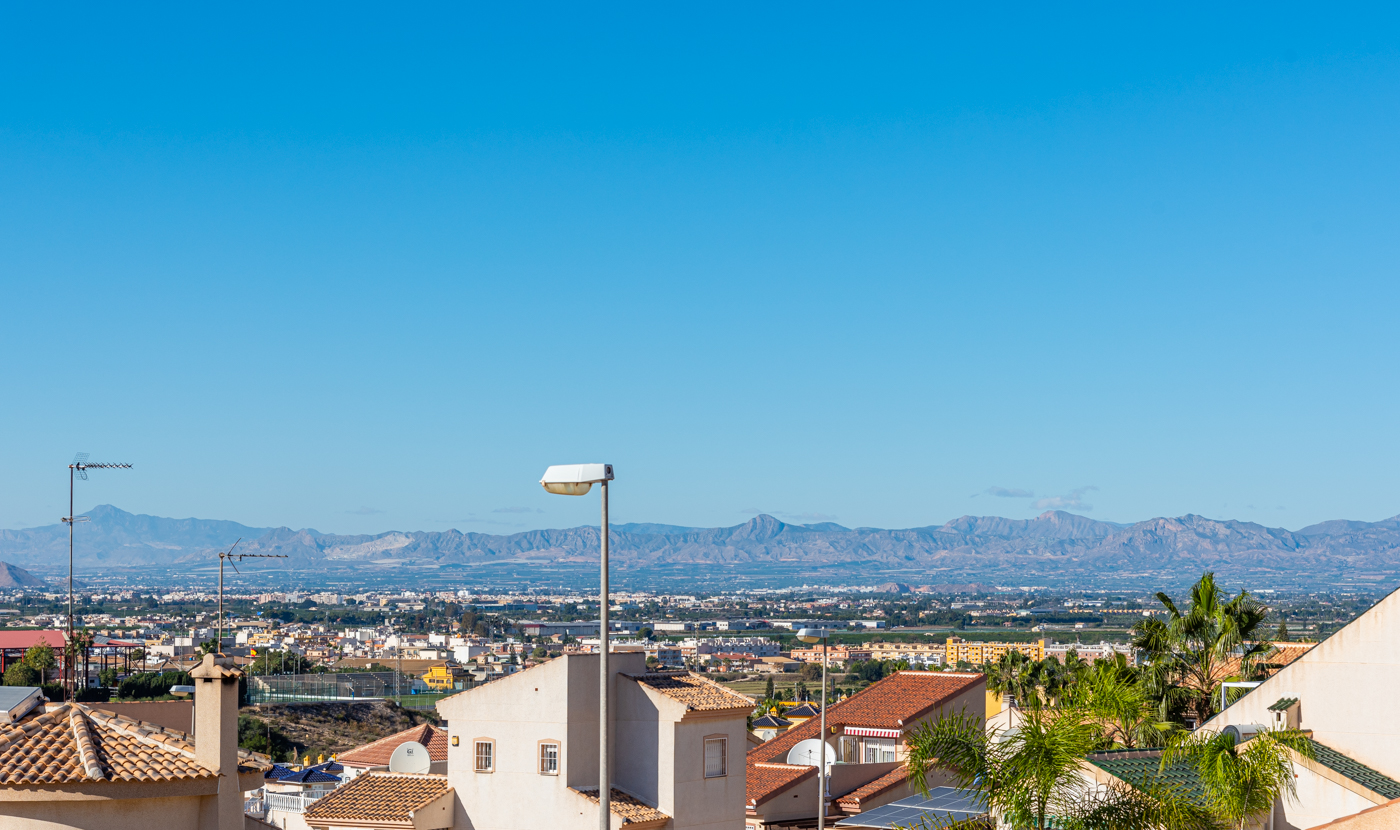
(437, 652), (750, 829)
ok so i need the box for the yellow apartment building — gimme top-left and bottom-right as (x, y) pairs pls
(945, 636), (1045, 665)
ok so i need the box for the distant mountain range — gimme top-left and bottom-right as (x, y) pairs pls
(2, 504), (1399, 586)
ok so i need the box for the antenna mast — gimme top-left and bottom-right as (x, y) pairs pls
(63, 454), (131, 699)
(216, 541), (287, 652)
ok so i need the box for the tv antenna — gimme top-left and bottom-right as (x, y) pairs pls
(216, 539), (288, 651)
(63, 453), (131, 698)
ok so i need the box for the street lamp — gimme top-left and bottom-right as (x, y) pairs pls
(796, 628), (831, 830)
(541, 463), (614, 830)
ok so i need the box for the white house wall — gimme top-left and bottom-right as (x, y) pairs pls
(1209, 587), (1400, 776)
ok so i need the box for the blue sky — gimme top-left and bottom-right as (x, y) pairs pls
(2, 4), (1399, 535)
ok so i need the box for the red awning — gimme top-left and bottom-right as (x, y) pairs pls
(844, 727), (901, 738)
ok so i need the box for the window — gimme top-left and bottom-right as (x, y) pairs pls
(704, 737), (728, 778)
(539, 742), (559, 775)
(474, 740), (494, 772)
(863, 738), (896, 764)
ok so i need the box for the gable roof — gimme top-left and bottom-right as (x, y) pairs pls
(752, 714), (791, 728)
(627, 672), (756, 713)
(749, 672), (984, 765)
(747, 761), (815, 807)
(304, 772), (451, 825)
(0, 703), (270, 786)
(337, 723), (448, 767)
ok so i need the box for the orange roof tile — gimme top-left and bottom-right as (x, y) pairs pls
(748, 671), (984, 765)
(572, 787), (671, 826)
(304, 772), (451, 824)
(337, 723), (448, 767)
(747, 761), (815, 806)
(0, 703), (273, 785)
(835, 762), (926, 810)
(628, 672), (756, 712)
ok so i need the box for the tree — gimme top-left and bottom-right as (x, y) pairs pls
(22, 644), (56, 673)
(638, 627), (653, 641)
(98, 667), (119, 687)
(794, 680), (808, 701)
(1274, 620), (1290, 642)
(1068, 655), (1178, 750)
(531, 646), (550, 659)
(248, 649), (313, 676)
(199, 639), (220, 656)
(905, 708), (1218, 830)
(3, 662), (39, 686)
(1133, 572), (1270, 725)
(799, 661), (823, 682)
(1164, 728), (1312, 830)
(764, 675), (775, 701)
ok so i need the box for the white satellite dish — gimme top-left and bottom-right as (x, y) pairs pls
(388, 740), (431, 774)
(785, 738), (836, 769)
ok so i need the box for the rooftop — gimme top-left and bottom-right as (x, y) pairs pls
(304, 772), (451, 824)
(0, 702), (270, 786)
(337, 723), (449, 767)
(748, 672), (985, 765)
(572, 787), (671, 826)
(1306, 738), (1400, 800)
(628, 672), (756, 712)
(836, 763), (927, 811)
(747, 761), (816, 807)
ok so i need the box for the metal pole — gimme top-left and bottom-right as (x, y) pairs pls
(818, 633), (828, 830)
(68, 467), (74, 698)
(599, 479), (610, 830)
(218, 557), (224, 654)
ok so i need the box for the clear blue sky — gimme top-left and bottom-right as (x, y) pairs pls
(3, 4), (1398, 536)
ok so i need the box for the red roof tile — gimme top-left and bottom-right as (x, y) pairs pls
(835, 762), (928, 810)
(748, 671), (984, 765)
(747, 762), (815, 806)
(337, 724), (448, 767)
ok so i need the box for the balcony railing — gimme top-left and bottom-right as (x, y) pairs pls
(263, 790), (327, 814)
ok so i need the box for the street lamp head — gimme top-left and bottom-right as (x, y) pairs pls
(796, 628), (829, 644)
(540, 464), (614, 496)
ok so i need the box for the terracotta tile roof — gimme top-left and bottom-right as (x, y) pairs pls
(337, 723), (449, 767)
(627, 672), (756, 712)
(304, 772), (451, 824)
(0, 703), (274, 784)
(747, 761), (815, 806)
(748, 671), (984, 764)
(836, 763), (925, 810)
(572, 787), (671, 825)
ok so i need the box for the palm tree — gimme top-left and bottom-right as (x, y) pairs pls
(1068, 656), (1179, 750)
(1164, 728), (1312, 830)
(904, 708), (1218, 830)
(1133, 572), (1270, 725)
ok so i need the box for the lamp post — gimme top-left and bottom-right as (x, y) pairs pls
(796, 628), (830, 830)
(540, 463), (615, 830)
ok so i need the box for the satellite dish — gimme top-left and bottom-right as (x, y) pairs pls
(388, 741), (431, 774)
(785, 738), (836, 769)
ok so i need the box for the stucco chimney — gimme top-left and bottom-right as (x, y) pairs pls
(191, 653), (243, 830)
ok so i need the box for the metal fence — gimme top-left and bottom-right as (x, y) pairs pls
(246, 671), (442, 706)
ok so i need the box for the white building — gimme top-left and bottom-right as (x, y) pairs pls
(436, 651), (754, 829)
